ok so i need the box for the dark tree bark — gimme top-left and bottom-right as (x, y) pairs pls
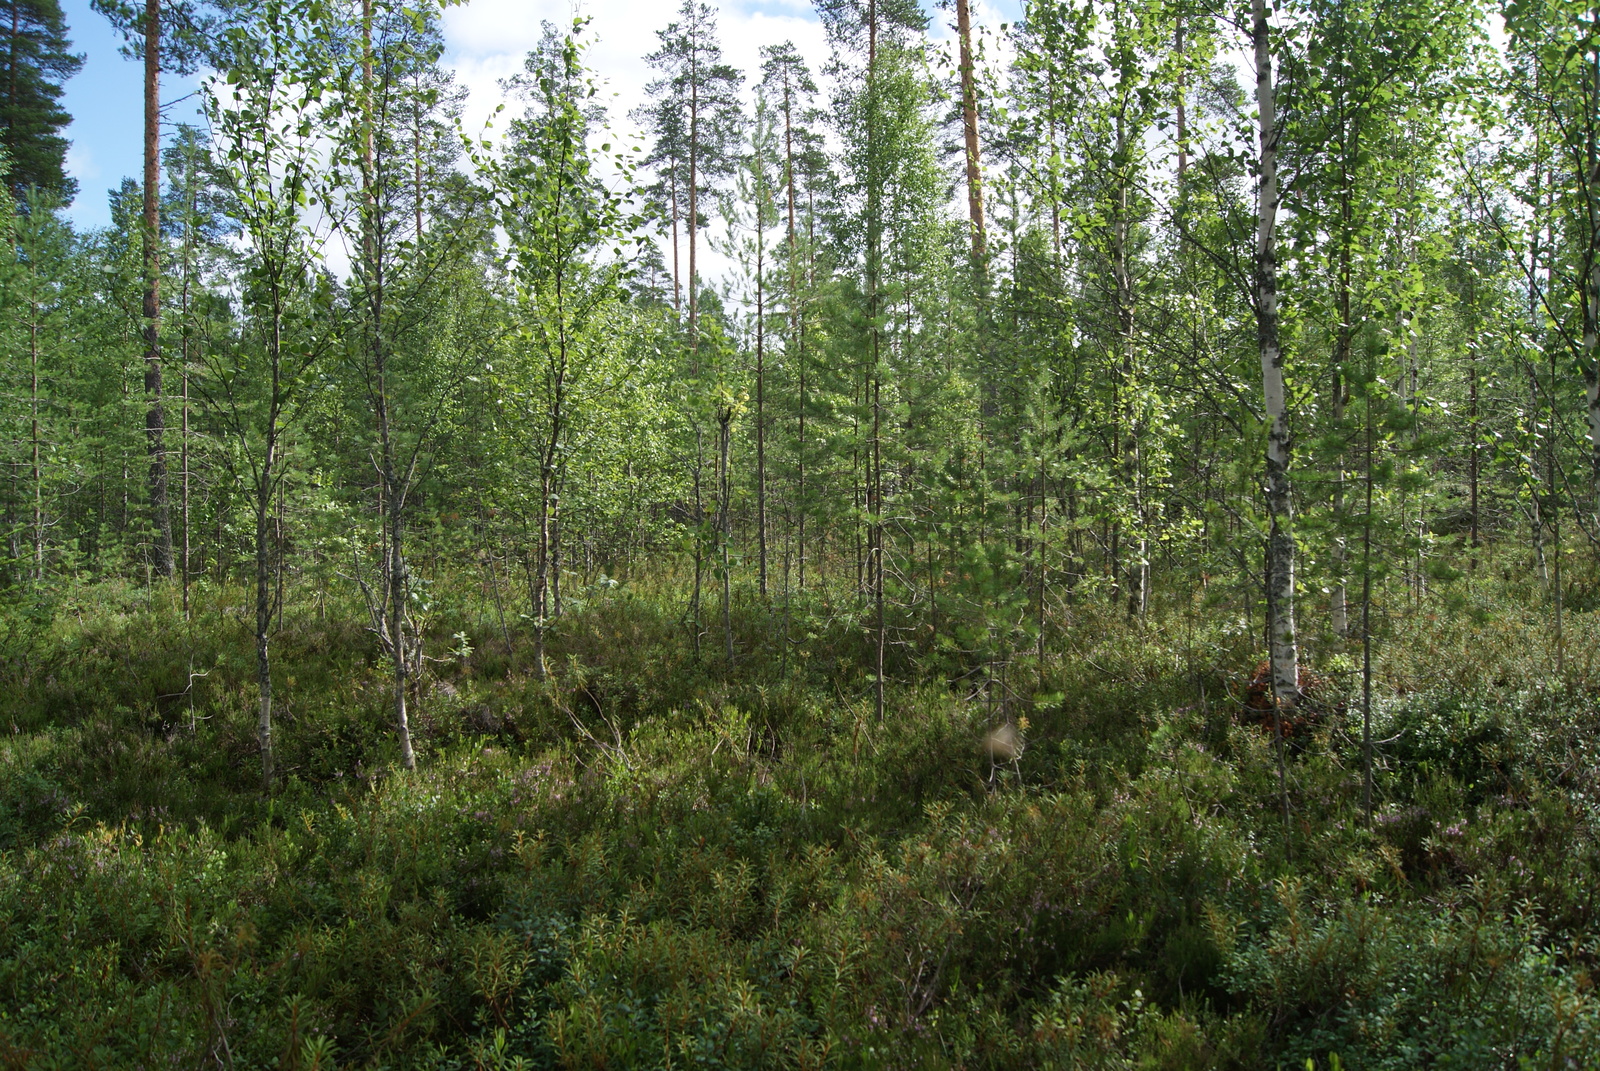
(143, 0), (173, 577)
(954, 0), (985, 270)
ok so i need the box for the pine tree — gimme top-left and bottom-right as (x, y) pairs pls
(92, 0), (215, 579)
(640, 0), (742, 359)
(0, 0), (81, 200)
(160, 123), (232, 613)
(821, 0), (932, 720)
(758, 41), (822, 592)
(637, 0), (742, 660)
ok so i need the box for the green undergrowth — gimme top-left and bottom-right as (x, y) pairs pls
(1, 570), (1599, 1068)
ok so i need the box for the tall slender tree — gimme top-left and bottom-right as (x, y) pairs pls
(1252, 0), (1297, 842)
(639, 0), (742, 659)
(953, 0), (986, 272)
(201, 0), (341, 788)
(330, 0), (476, 768)
(483, 20), (630, 679)
(4, 187), (71, 580)
(161, 122), (232, 612)
(94, 0), (214, 578)
(728, 105), (779, 600)
(1503, 0), (1600, 522)
(642, 0), (742, 353)
(821, 0), (930, 721)
(758, 41), (821, 591)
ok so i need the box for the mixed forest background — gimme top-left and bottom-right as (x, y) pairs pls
(2, 0), (1600, 1065)
(0, 0), (1597, 741)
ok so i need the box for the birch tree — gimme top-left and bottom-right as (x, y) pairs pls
(1252, 0), (1298, 738)
(1503, 0), (1600, 527)
(484, 20), (631, 679)
(201, 0), (340, 788)
(331, 0), (473, 770)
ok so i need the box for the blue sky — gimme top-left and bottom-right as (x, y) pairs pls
(59, 0), (1023, 233)
(60, 0), (204, 230)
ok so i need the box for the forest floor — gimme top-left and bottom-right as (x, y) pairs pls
(2, 563), (1599, 1069)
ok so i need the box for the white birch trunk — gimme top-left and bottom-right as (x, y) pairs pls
(1254, 0), (1298, 706)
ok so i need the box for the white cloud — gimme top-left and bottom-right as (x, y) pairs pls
(440, 0), (1014, 307)
(444, 0), (831, 149)
(441, 0), (834, 304)
(66, 142), (100, 185)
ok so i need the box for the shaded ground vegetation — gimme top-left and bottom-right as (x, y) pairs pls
(2, 563), (1599, 1069)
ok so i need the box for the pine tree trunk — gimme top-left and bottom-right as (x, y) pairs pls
(867, 0), (885, 723)
(1331, 224), (1353, 638)
(143, 0), (173, 578)
(756, 185), (768, 598)
(182, 361), (190, 611)
(783, 85), (805, 592)
(180, 153), (195, 616)
(670, 161), (682, 315)
(872, 370), (884, 723)
(1362, 390), (1374, 820)
(807, 193), (819, 592)
(688, 66), (699, 350)
(719, 411), (734, 664)
(29, 301), (41, 579)
(687, 43), (704, 658)
(955, 0), (985, 270)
